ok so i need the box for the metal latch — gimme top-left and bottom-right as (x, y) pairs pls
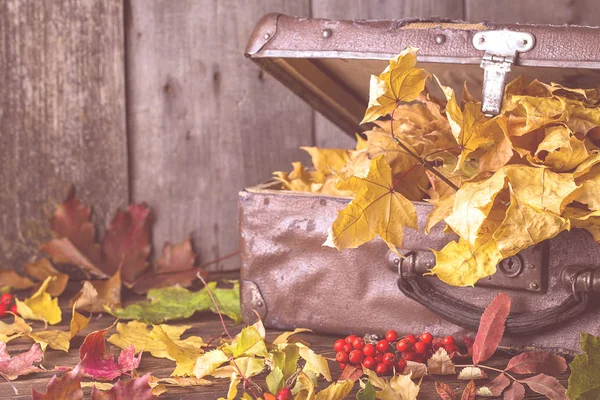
(472, 30), (535, 116)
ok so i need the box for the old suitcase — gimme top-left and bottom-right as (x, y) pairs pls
(239, 14), (600, 353)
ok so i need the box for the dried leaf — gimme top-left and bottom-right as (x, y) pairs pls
(42, 237), (108, 278)
(338, 364), (364, 382)
(150, 324), (204, 377)
(272, 328), (312, 345)
(505, 351), (567, 375)
(472, 292), (511, 365)
(90, 374), (157, 400)
(503, 381), (526, 400)
(274, 162), (326, 193)
(297, 343), (332, 382)
(567, 333), (600, 399)
(435, 381), (456, 400)
(0, 314), (32, 342)
(457, 367), (488, 380)
(29, 306), (90, 352)
(155, 237), (197, 273)
(109, 281), (241, 324)
(16, 276), (62, 325)
(404, 361), (427, 379)
(131, 267), (208, 294)
(193, 350), (229, 378)
(314, 379), (355, 399)
(80, 324), (142, 381)
(0, 342), (43, 380)
(477, 373), (510, 397)
(522, 374), (567, 399)
(70, 270), (121, 313)
(324, 155), (418, 254)
(301, 146), (352, 175)
(32, 362), (84, 400)
(158, 376), (212, 387)
(427, 348), (456, 375)
(0, 269), (35, 289)
(24, 258), (69, 296)
(460, 380), (475, 400)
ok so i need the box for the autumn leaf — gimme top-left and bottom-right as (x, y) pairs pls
(16, 276), (62, 325)
(193, 350), (230, 378)
(90, 373), (157, 400)
(472, 292), (511, 365)
(404, 361), (427, 379)
(460, 380), (475, 400)
(314, 379), (355, 399)
(427, 348), (456, 375)
(24, 258), (69, 297)
(272, 328), (312, 345)
(297, 343), (332, 382)
(457, 367), (488, 380)
(477, 373), (510, 397)
(155, 237), (197, 273)
(567, 332), (600, 399)
(521, 374), (567, 399)
(109, 281), (241, 324)
(32, 361), (84, 400)
(0, 314), (32, 342)
(42, 237), (108, 279)
(503, 381), (526, 400)
(0, 342), (43, 380)
(324, 155), (417, 254)
(274, 162), (325, 193)
(29, 306), (90, 352)
(362, 47), (430, 124)
(150, 324), (204, 376)
(357, 381), (377, 400)
(435, 381), (456, 400)
(70, 270), (121, 313)
(301, 146), (352, 175)
(79, 324), (142, 381)
(505, 351), (567, 375)
(363, 368), (421, 400)
(131, 266), (208, 294)
(0, 269), (35, 290)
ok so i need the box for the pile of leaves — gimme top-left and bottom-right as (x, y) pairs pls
(275, 47), (600, 287)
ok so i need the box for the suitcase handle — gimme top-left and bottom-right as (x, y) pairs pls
(397, 253), (591, 335)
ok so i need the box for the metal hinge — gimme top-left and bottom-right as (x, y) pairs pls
(472, 30), (535, 116)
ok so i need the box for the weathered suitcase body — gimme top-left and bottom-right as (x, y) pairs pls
(239, 14), (600, 353)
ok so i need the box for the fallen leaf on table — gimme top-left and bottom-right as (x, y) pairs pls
(477, 373), (510, 397)
(314, 379), (355, 399)
(158, 376), (212, 387)
(29, 306), (90, 352)
(460, 380), (476, 400)
(357, 380), (377, 400)
(90, 373), (157, 400)
(404, 361), (427, 379)
(0, 269), (36, 289)
(472, 292), (511, 365)
(108, 320), (205, 361)
(150, 325), (204, 377)
(109, 281), (241, 324)
(521, 374), (567, 399)
(0, 314), (32, 342)
(0, 342), (43, 380)
(16, 276), (62, 325)
(82, 382), (114, 390)
(32, 361), (84, 400)
(80, 324), (142, 381)
(131, 267), (208, 294)
(272, 328), (312, 345)
(567, 332), (600, 399)
(427, 348), (456, 375)
(24, 258), (69, 297)
(297, 343), (332, 382)
(42, 237), (108, 279)
(505, 351), (567, 375)
(70, 270), (121, 313)
(193, 350), (230, 378)
(457, 367), (487, 380)
(324, 155), (418, 254)
(435, 381), (456, 400)
(364, 368), (421, 400)
(156, 237), (197, 273)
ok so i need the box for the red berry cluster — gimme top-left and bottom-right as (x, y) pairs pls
(333, 331), (457, 376)
(0, 293), (18, 317)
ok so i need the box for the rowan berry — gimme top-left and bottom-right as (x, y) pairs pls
(342, 342), (353, 353)
(376, 340), (389, 353)
(0, 303), (6, 318)
(276, 387), (291, 400)
(396, 339), (410, 353)
(375, 363), (388, 376)
(333, 339), (346, 352)
(362, 343), (376, 358)
(362, 356), (375, 370)
(396, 358), (407, 374)
(405, 334), (418, 345)
(414, 341), (427, 355)
(444, 344), (459, 354)
(385, 330), (398, 342)
(374, 353), (384, 363)
(349, 349), (364, 365)
(382, 352), (396, 366)
(345, 334), (357, 344)
(336, 351), (349, 363)
(352, 337), (365, 350)
(442, 336), (455, 346)
(339, 363), (347, 370)
(1, 293), (12, 306)
(419, 332), (433, 345)
(9, 304), (17, 316)
(403, 351), (417, 361)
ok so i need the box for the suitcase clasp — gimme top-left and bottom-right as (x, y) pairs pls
(473, 30), (535, 117)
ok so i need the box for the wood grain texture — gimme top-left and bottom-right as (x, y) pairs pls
(311, 0), (466, 149)
(466, 0), (600, 25)
(0, 0), (128, 272)
(126, 0), (313, 271)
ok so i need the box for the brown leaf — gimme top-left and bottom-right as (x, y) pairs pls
(505, 352), (567, 375)
(101, 204), (152, 284)
(460, 380), (476, 400)
(42, 238), (108, 279)
(521, 374), (568, 400)
(155, 237), (197, 274)
(0, 269), (35, 290)
(435, 381), (456, 400)
(91, 373), (157, 400)
(504, 381), (526, 400)
(478, 373), (510, 396)
(472, 292), (511, 365)
(0, 342), (43, 380)
(32, 362), (84, 400)
(338, 365), (364, 382)
(427, 348), (456, 375)
(24, 258), (69, 296)
(70, 270), (121, 313)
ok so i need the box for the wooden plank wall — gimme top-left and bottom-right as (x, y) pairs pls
(0, 0), (128, 272)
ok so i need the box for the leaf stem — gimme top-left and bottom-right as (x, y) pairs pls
(456, 364), (517, 382)
(390, 106), (460, 192)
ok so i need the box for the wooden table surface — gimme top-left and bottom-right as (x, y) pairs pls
(0, 291), (570, 399)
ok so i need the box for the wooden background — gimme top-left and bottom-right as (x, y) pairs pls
(3, 0), (600, 273)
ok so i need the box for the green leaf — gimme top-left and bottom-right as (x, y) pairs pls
(193, 349), (229, 378)
(225, 326), (268, 358)
(283, 344), (300, 379)
(266, 366), (284, 395)
(108, 281), (241, 324)
(357, 381), (377, 400)
(298, 343), (332, 382)
(567, 333), (600, 399)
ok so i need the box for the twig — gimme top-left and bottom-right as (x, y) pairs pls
(197, 250), (241, 270)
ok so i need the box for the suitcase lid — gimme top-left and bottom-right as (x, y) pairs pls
(245, 14), (600, 138)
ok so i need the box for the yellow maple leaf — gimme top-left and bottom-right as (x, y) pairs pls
(362, 47), (430, 124)
(0, 314), (32, 343)
(324, 155), (418, 254)
(273, 162), (325, 193)
(23, 258), (69, 297)
(151, 325), (204, 377)
(16, 276), (62, 325)
(70, 269), (121, 313)
(29, 306), (90, 352)
(363, 368), (421, 400)
(529, 125), (589, 172)
(300, 147), (351, 175)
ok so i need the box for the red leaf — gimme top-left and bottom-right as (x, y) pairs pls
(338, 365), (364, 382)
(42, 238), (108, 279)
(91, 373), (157, 400)
(435, 381), (456, 400)
(32, 362), (84, 400)
(460, 380), (475, 400)
(484, 373), (511, 396)
(505, 352), (567, 375)
(80, 325), (142, 381)
(472, 292), (511, 364)
(50, 188), (101, 264)
(0, 342), (44, 380)
(504, 381), (525, 400)
(101, 204), (152, 284)
(521, 374), (568, 400)
(155, 237), (197, 273)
